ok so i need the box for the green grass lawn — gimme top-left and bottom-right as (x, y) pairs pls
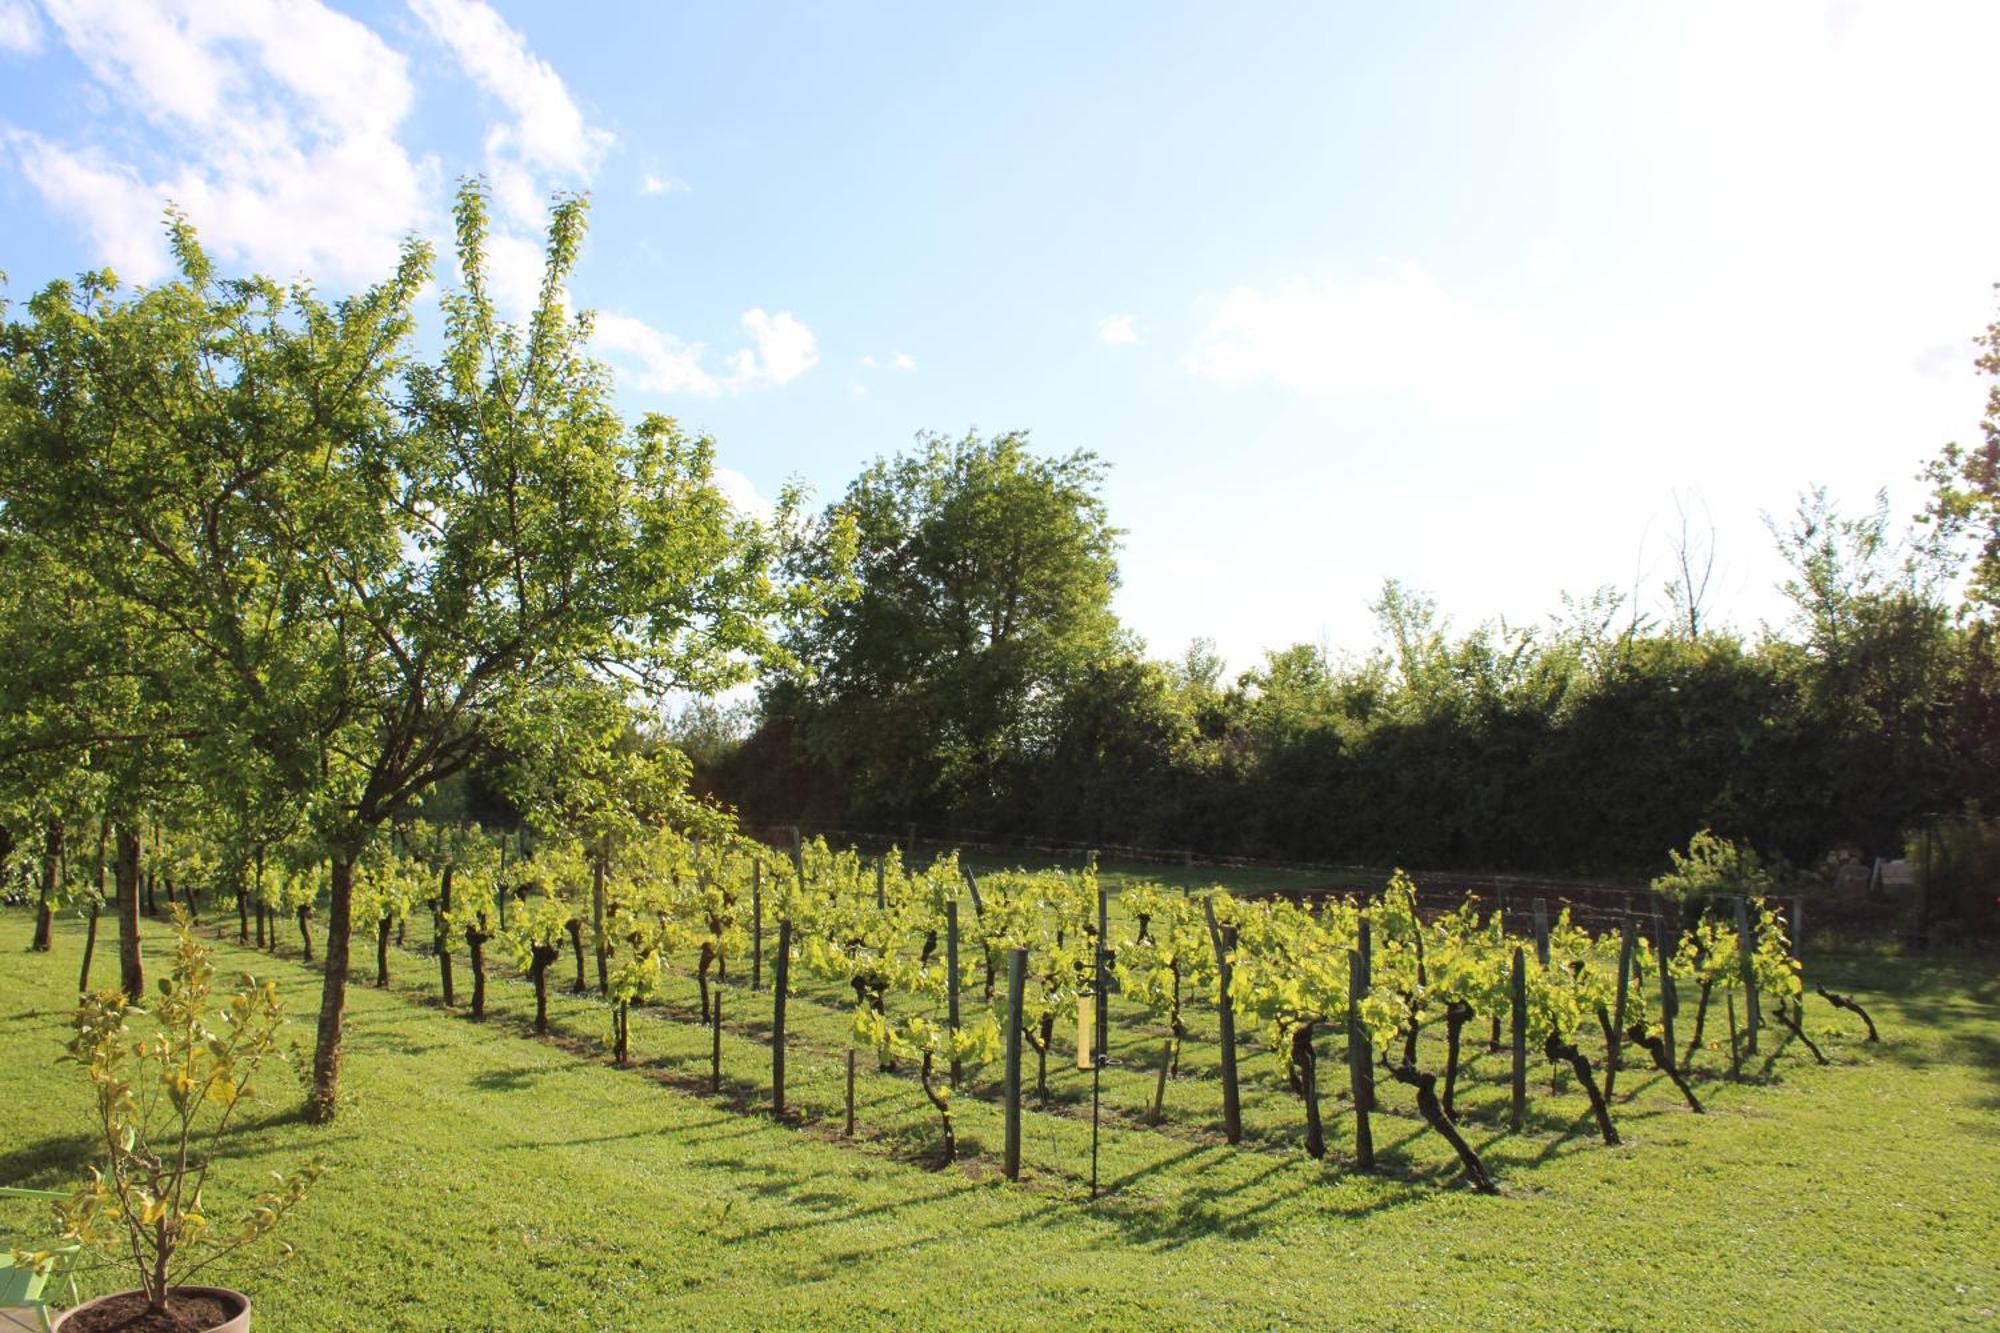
(2, 900), (1995, 1330)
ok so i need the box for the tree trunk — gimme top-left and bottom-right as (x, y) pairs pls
(376, 915), (393, 987)
(1384, 1059), (1498, 1194)
(567, 917), (587, 993)
(31, 817), (60, 951)
(530, 944), (559, 1034)
(468, 927), (488, 1019)
(116, 824), (142, 1002)
(1442, 1001), (1472, 1120)
(78, 901), (100, 992)
(1816, 985), (1878, 1042)
(1686, 979), (1713, 1066)
(236, 867), (250, 943)
(1293, 1022), (1325, 1159)
(297, 905), (314, 963)
(921, 1050), (955, 1165)
(437, 865), (455, 1006)
(1544, 1033), (1619, 1146)
(306, 852), (357, 1124)
(1626, 1023), (1703, 1113)
(1772, 997), (1829, 1065)
(80, 820), (106, 992)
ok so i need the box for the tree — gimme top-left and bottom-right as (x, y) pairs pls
(0, 182), (841, 1121)
(1922, 283), (2000, 616)
(772, 429), (1120, 824)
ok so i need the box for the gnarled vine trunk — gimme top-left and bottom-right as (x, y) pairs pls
(1544, 1033), (1618, 1145)
(1385, 1058), (1498, 1194)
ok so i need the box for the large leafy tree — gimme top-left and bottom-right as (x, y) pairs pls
(1, 183), (838, 1121)
(1923, 285), (2000, 616)
(771, 430), (1120, 824)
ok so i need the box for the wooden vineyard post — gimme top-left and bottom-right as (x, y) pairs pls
(1203, 896), (1243, 1145)
(1004, 947), (1027, 1181)
(712, 986), (724, 1093)
(1094, 878), (1110, 1063)
(592, 853), (609, 997)
(1350, 920), (1375, 1169)
(772, 920), (793, 1118)
(845, 1049), (857, 1137)
(751, 861), (764, 991)
(1605, 915), (1635, 1100)
(1792, 897), (1805, 966)
(1356, 917), (1377, 1112)
(1734, 896), (1760, 1054)
(946, 899), (962, 1087)
(1532, 897), (1551, 968)
(875, 856), (886, 911)
(1509, 946), (1528, 1132)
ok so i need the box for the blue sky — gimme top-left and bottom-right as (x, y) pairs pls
(3, 1), (1997, 673)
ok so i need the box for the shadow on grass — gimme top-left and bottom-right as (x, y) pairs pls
(0, 1131), (95, 1189)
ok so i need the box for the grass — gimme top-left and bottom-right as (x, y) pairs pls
(1, 894), (1995, 1330)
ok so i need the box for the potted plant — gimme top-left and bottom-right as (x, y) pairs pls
(49, 908), (321, 1331)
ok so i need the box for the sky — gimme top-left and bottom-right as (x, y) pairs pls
(2, 0), (1997, 676)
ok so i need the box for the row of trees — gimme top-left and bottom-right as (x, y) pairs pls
(0, 184), (850, 1123)
(712, 343), (2000, 883)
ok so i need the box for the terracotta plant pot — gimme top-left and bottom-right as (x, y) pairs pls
(55, 1286), (250, 1333)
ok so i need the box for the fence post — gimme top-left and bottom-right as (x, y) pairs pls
(946, 899), (962, 1087)
(751, 861), (763, 992)
(771, 920), (792, 1118)
(1532, 898), (1550, 968)
(1203, 896), (1242, 1145)
(1004, 947), (1027, 1181)
(875, 856), (886, 911)
(1655, 914), (1679, 1068)
(1510, 945), (1528, 1132)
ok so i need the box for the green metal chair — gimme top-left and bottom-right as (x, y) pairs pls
(0, 1187), (81, 1333)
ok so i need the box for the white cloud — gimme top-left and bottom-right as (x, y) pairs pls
(638, 171), (687, 196)
(5, 132), (168, 279)
(592, 310), (720, 396)
(1098, 313), (1141, 346)
(893, 351), (915, 371)
(7, 0), (434, 286)
(709, 466), (774, 523)
(480, 230), (551, 323)
(728, 308), (818, 387)
(410, 0), (609, 229)
(1524, 235), (1570, 286)
(594, 307), (820, 397)
(0, 0), (43, 53)
(1184, 264), (1539, 411)
(860, 351), (916, 372)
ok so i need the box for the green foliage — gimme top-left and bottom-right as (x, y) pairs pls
(57, 910), (319, 1314)
(1650, 829), (1774, 902)
(770, 429), (1119, 821)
